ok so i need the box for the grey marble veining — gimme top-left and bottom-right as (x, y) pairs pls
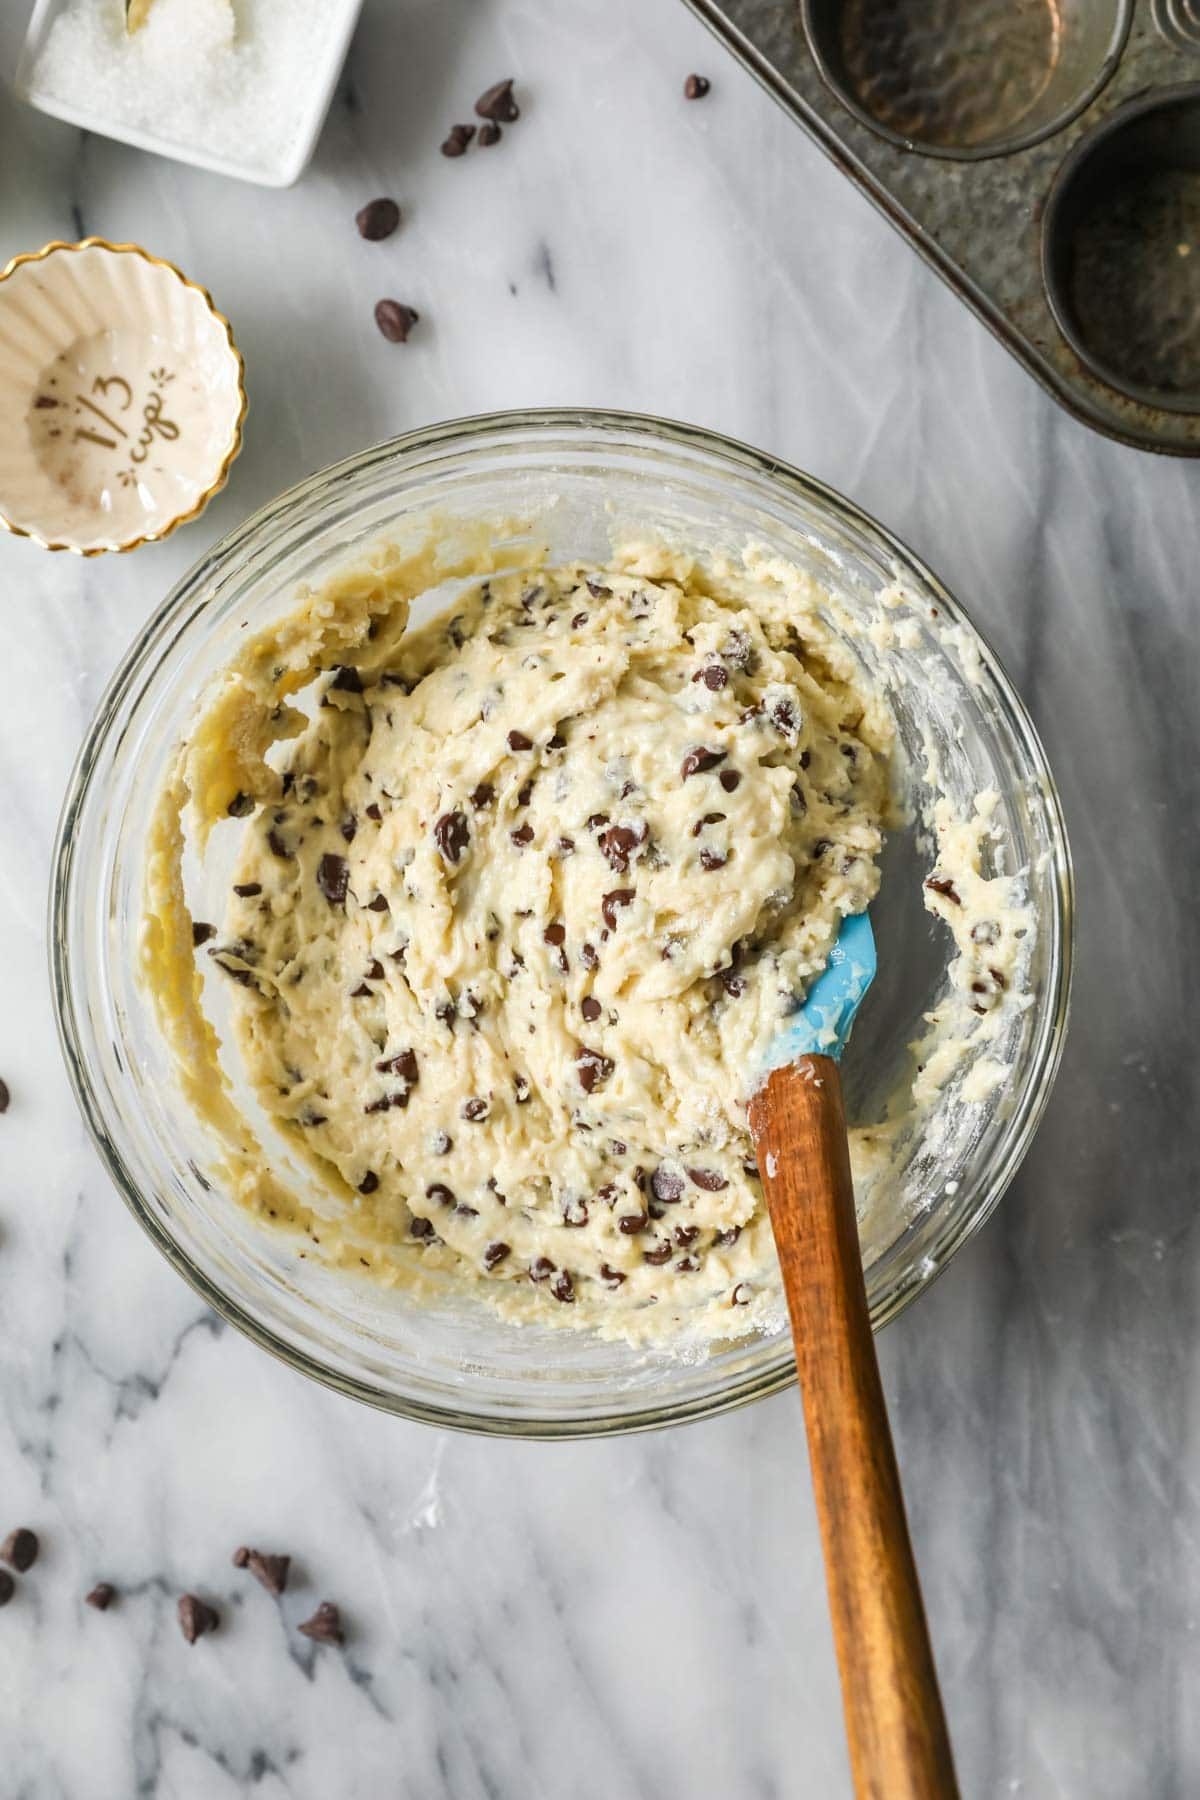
(0, 1), (1197, 1795)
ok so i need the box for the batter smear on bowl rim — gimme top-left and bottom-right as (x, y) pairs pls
(141, 530), (1029, 1348)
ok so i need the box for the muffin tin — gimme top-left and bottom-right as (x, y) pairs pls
(684, 0), (1200, 453)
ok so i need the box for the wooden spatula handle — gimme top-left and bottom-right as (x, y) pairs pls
(748, 1056), (959, 1800)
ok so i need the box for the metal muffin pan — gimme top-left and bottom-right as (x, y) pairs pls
(683, 0), (1200, 453)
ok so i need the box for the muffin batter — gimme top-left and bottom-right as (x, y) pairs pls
(142, 528), (1030, 1347)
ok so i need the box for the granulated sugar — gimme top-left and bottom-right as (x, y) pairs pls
(29, 0), (344, 176)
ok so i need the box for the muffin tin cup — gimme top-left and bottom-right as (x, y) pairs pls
(683, 0), (1200, 452)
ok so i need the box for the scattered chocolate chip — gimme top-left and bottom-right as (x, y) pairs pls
(470, 782), (494, 809)
(720, 970), (746, 998)
(246, 1551), (290, 1597)
(482, 1241), (511, 1273)
(691, 812), (726, 837)
(576, 1046), (614, 1094)
(267, 828), (291, 860)
(434, 811), (470, 864)
(681, 745), (727, 780)
(350, 983), (373, 999)
(516, 780), (534, 807)
(692, 664), (727, 689)
(687, 1167), (728, 1192)
(461, 1097), (489, 1121)
(925, 876), (962, 906)
(732, 1282), (752, 1305)
(191, 921), (216, 947)
(478, 121), (502, 147)
(643, 1240), (673, 1265)
(714, 1225), (742, 1248)
(365, 802), (383, 822)
(375, 299), (420, 343)
(812, 838), (831, 859)
(330, 664), (363, 694)
(365, 960), (385, 982)
(339, 814), (356, 843)
(550, 1270), (575, 1303)
(529, 1256), (555, 1283)
(0, 1571), (13, 1607)
(989, 966), (1009, 990)
(599, 1263), (627, 1287)
(232, 1546), (251, 1568)
(375, 1049), (418, 1083)
(510, 823), (534, 846)
(356, 196), (401, 241)
(598, 823), (645, 873)
(227, 791), (254, 818)
(563, 1199), (589, 1227)
(366, 892), (390, 912)
(700, 850), (728, 872)
(232, 882), (262, 898)
(618, 1211), (648, 1236)
(719, 769), (742, 793)
(770, 698), (798, 736)
(556, 836), (575, 856)
(178, 1594), (219, 1644)
(410, 1216), (436, 1241)
(650, 1167), (684, 1203)
(601, 888), (635, 931)
(547, 732), (566, 750)
(571, 611), (589, 629)
(684, 72), (711, 98)
(315, 854), (348, 907)
(2, 1529), (38, 1573)
(676, 1255), (700, 1273)
(426, 1183), (456, 1208)
(513, 1075), (531, 1105)
(674, 1225), (700, 1247)
(581, 996), (602, 1022)
(358, 1171), (379, 1196)
(298, 1601), (344, 1645)
(86, 1582), (115, 1611)
(507, 729), (533, 752)
(475, 77), (520, 122)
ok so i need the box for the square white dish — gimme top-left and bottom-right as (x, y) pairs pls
(14, 0), (364, 188)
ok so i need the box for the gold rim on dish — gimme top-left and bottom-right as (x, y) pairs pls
(0, 237), (248, 557)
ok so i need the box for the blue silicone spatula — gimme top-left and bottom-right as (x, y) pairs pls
(747, 914), (959, 1800)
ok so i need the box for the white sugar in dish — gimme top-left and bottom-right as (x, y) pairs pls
(28, 0), (348, 180)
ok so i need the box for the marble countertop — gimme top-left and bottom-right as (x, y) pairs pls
(1, 2), (1196, 1794)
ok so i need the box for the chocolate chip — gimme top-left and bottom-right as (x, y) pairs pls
(178, 1594), (219, 1644)
(315, 853), (348, 907)
(507, 729), (533, 751)
(513, 1075), (531, 1104)
(556, 836), (575, 856)
(340, 815), (357, 842)
(813, 838), (831, 859)
(599, 1263), (627, 1287)
(232, 1546), (251, 1568)
(477, 1240), (510, 1274)
(475, 77), (519, 122)
(375, 1049), (418, 1083)
(426, 1183), (455, 1207)
(684, 72), (711, 98)
(356, 196), (401, 240)
(298, 1601), (344, 1645)
(510, 823), (534, 846)
(681, 745), (727, 780)
(365, 802), (383, 822)
(720, 970), (746, 998)
(366, 892), (390, 912)
(691, 812), (726, 837)
(410, 1216), (436, 1241)
(687, 1167), (728, 1192)
(618, 1211), (649, 1235)
(579, 941), (598, 969)
(350, 984), (373, 999)
(227, 791), (254, 818)
(643, 1240), (672, 1265)
(770, 699), (798, 736)
(601, 888), (635, 930)
(563, 1199), (589, 1227)
(576, 1047), (614, 1094)
(675, 1255), (700, 1272)
(650, 1167), (684, 1203)
(674, 1225), (700, 1247)
(86, 1582), (115, 1610)
(470, 782), (494, 809)
(700, 850), (728, 871)
(547, 732), (566, 750)
(191, 921), (216, 947)
(375, 299), (420, 342)
(233, 882), (263, 899)
(246, 1551), (290, 1597)
(714, 1225), (742, 1248)
(571, 611), (589, 629)
(478, 121), (502, 147)
(358, 1171), (379, 1196)
(515, 780), (534, 807)
(599, 823), (645, 873)
(581, 996), (602, 1022)
(330, 664), (363, 694)
(550, 1270), (575, 1303)
(434, 811), (470, 864)
(925, 876), (962, 906)
(530, 1256), (555, 1283)
(732, 1282), (752, 1305)
(267, 828), (291, 860)
(1, 1529), (38, 1572)
(719, 769), (741, 793)
(461, 1097), (489, 1121)
(692, 664), (727, 689)
(0, 1571), (12, 1607)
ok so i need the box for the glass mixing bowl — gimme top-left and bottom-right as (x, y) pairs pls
(50, 411), (1073, 1437)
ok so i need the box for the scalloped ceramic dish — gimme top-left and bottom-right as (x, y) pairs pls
(0, 239), (246, 555)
